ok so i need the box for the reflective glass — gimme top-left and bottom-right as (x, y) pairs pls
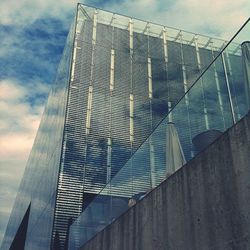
(69, 14), (249, 249)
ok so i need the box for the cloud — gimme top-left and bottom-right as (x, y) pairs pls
(0, 19), (69, 85)
(0, 0), (78, 27)
(0, 78), (48, 167)
(104, 0), (249, 40)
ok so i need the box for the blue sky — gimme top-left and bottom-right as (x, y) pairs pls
(0, 0), (249, 245)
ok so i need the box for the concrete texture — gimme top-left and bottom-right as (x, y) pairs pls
(80, 112), (250, 250)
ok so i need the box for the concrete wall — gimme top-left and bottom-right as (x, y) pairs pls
(80, 112), (250, 250)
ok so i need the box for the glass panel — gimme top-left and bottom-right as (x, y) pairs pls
(69, 15), (249, 249)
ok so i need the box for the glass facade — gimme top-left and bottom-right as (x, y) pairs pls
(2, 4), (248, 250)
(69, 17), (249, 249)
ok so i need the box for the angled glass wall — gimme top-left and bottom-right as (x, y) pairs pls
(69, 17), (250, 250)
(0, 18), (75, 250)
(54, 4), (230, 248)
(52, 5), (230, 249)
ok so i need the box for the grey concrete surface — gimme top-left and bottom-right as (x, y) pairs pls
(80, 112), (250, 250)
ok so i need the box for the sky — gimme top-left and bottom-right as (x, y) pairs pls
(0, 0), (249, 245)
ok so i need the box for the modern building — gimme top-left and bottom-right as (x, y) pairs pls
(1, 4), (247, 250)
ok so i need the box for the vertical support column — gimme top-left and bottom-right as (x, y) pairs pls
(129, 19), (133, 60)
(110, 49), (115, 92)
(211, 40), (226, 130)
(129, 94), (134, 143)
(161, 27), (173, 178)
(194, 35), (209, 130)
(86, 85), (93, 135)
(148, 57), (153, 99)
(163, 28), (168, 64)
(107, 21), (115, 186)
(222, 52), (236, 124)
(129, 19), (134, 144)
(108, 46), (114, 161)
(128, 18), (134, 195)
(107, 19), (116, 222)
(180, 32), (194, 158)
(194, 35), (202, 71)
(163, 28), (171, 122)
(149, 138), (156, 188)
(180, 32), (188, 94)
(90, 10), (97, 82)
(129, 93), (134, 194)
(146, 24), (156, 188)
(70, 45), (77, 82)
(70, 9), (83, 83)
(225, 51), (241, 120)
(106, 138), (112, 183)
(85, 10), (97, 136)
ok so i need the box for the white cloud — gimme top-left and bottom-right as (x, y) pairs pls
(0, 80), (46, 131)
(0, 79), (48, 159)
(105, 0), (249, 40)
(0, 0), (249, 39)
(0, 0), (78, 27)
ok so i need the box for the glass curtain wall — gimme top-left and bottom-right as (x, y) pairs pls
(69, 10), (249, 249)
